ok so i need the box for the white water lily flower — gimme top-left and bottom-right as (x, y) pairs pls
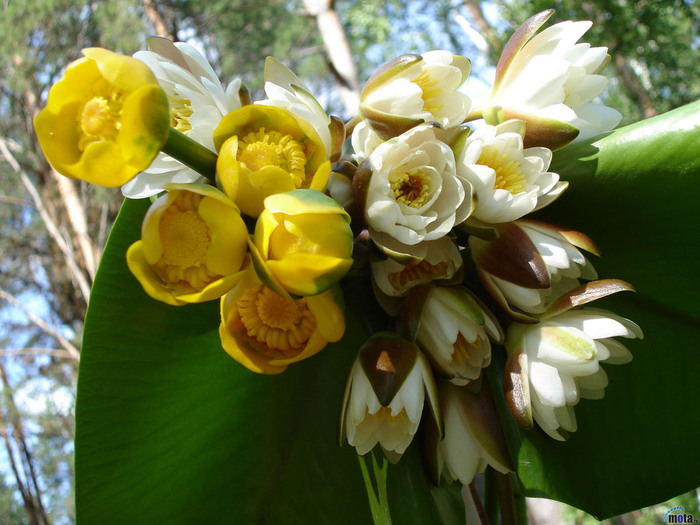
(123, 39), (243, 198)
(360, 51), (472, 139)
(485, 11), (621, 149)
(351, 120), (384, 163)
(470, 220), (599, 320)
(340, 333), (440, 462)
(365, 125), (472, 249)
(504, 307), (642, 440)
(372, 237), (463, 298)
(258, 57), (333, 158)
(411, 286), (501, 386)
(456, 121), (566, 224)
(434, 383), (511, 485)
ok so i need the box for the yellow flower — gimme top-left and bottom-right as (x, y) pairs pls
(219, 266), (345, 374)
(251, 189), (354, 297)
(34, 48), (170, 187)
(214, 105), (331, 217)
(126, 183), (249, 306)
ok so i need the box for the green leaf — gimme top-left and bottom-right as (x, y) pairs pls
(75, 198), (465, 523)
(502, 100), (700, 518)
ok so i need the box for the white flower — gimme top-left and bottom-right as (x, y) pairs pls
(456, 121), (566, 223)
(372, 237), (463, 298)
(504, 307), (642, 440)
(258, 57), (333, 159)
(485, 11), (621, 149)
(123, 38), (243, 198)
(360, 51), (472, 139)
(470, 220), (599, 320)
(365, 125), (472, 249)
(351, 120), (384, 163)
(434, 383), (511, 485)
(340, 333), (440, 462)
(411, 286), (501, 386)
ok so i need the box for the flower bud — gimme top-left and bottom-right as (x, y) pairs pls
(424, 382), (512, 485)
(484, 11), (621, 150)
(251, 189), (353, 297)
(504, 307), (642, 440)
(340, 332), (441, 462)
(470, 220), (599, 321)
(360, 51), (471, 140)
(402, 285), (502, 385)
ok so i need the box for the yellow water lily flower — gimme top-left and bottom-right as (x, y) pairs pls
(219, 266), (345, 374)
(252, 189), (354, 297)
(34, 47), (170, 187)
(126, 183), (249, 305)
(214, 105), (331, 217)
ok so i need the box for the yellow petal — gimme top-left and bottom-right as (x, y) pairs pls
(126, 241), (185, 306)
(307, 287), (346, 342)
(236, 165), (297, 217)
(83, 47), (159, 91)
(267, 255), (353, 296)
(198, 196), (248, 276)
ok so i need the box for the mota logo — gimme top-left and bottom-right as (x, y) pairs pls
(664, 506), (698, 524)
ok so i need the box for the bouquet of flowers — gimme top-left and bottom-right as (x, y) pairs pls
(34, 9), (699, 524)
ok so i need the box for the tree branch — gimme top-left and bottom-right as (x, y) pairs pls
(0, 287), (81, 361)
(0, 137), (92, 303)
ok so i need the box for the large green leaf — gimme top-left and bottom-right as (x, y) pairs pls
(75, 198), (465, 523)
(503, 100), (700, 518)
(76, 102), (700, 523)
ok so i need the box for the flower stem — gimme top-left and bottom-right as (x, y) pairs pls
(161, 128), (218, 183)
(358, 451), (393, 525)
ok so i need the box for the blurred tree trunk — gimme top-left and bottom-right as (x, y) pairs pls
(301, 0), (360, 115)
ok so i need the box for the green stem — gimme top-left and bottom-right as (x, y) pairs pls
(485, 468), (527, 525)
(161, 128), (218, 183)
(358, 452), (393, 525)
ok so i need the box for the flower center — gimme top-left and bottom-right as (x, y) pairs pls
(78, 93), (122, 150)
(154, 192), (216, 291)
(452, 332), (488, 365)
(169, 96), (194, 133)
(237, 128), (307, 187)
(367, 406), (408, 423)
(390, 169), (430, 208)
(388, 260), (449, 289)
(235, 285), (316, 357)
(413, 69), (443, 115)
(478, 145), (527, 195)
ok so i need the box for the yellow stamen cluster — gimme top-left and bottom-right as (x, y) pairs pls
(235, 285), (316, 358)
(413, 69), (443, 115)
(154, 192), (216, 291)
(366, 406), (409, 425)
(169, 96), (194, 133)
(478, 145), (527, 195)
(390, 169), (431, 208)
(451, 332), (487, 365)
(78, 80), (124, 150)
(237, 128), (308, 187)
(388, 260), (449, 289)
